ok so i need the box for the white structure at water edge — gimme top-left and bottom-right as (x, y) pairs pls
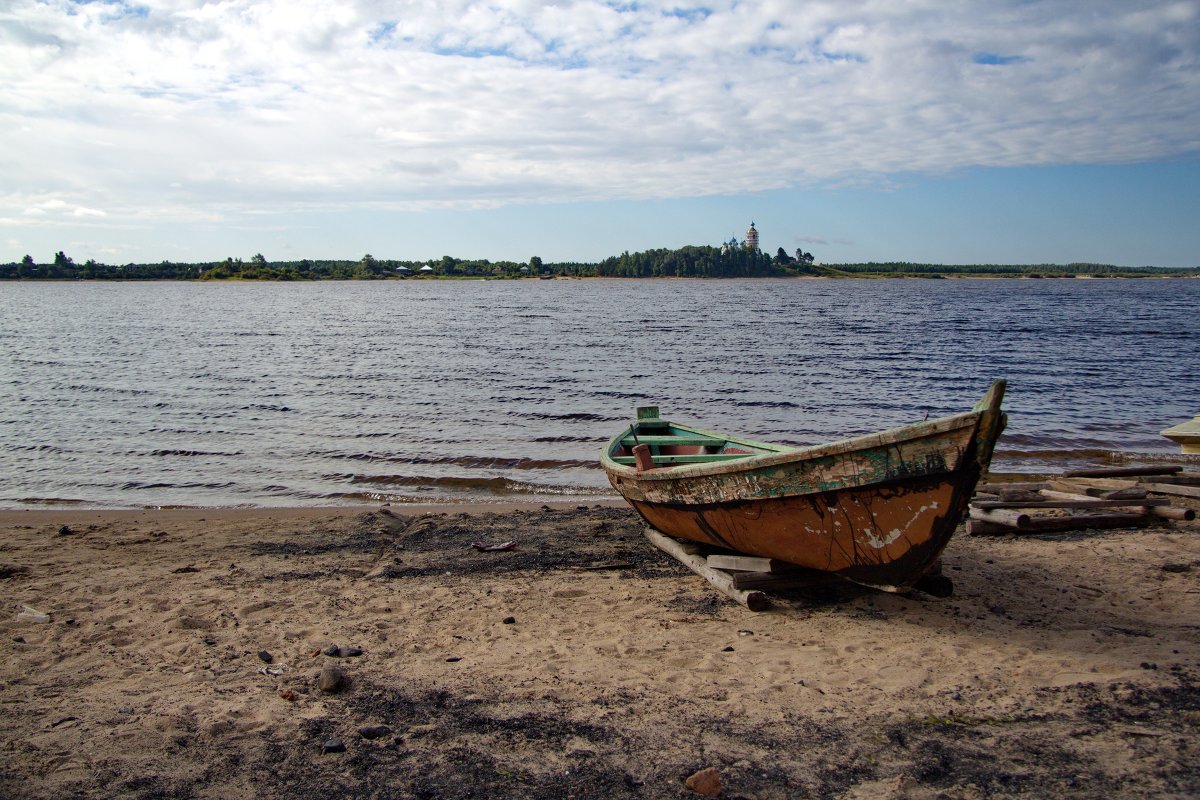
(1162, 415), (1200, 454)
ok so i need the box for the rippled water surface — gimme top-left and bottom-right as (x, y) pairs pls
(2, 278), (1197, 507)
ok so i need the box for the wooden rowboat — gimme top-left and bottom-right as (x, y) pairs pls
(602, 380), (1007, 592)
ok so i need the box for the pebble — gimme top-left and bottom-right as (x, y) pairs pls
(57, 525), (74, 536)
(318, 664), (344, 693)
(258, 650), (273, 664)
(12, 636), (25, 643)
(1162, 562), (1192, 573)
(721, 646), (735, 652)
(502, 616), (516, 625)
(685, 767), (722, 797)
(358, 724), (392, 740)
(321, 738), (346, 754)
(322, 644), (363, 658)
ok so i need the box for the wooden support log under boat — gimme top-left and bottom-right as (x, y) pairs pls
(643, 528), (770, 611)
(729, 569), (843, 591)
(705, 554), (794, 573)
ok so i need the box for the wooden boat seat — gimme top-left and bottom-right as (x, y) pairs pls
(609, 452), (753, 466)
(618, 435), (727, 448)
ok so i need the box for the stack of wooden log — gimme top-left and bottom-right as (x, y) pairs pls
(968, 466), (1198, 535)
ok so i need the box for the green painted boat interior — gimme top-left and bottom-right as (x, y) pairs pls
(608, 415), (787, 467)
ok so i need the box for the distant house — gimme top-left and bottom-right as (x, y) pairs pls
(419, 265), (434, 273)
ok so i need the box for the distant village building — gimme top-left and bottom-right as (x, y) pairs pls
(745, 222), (759, 252)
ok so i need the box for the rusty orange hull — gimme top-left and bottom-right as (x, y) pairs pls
(602, 381), (1006, 592)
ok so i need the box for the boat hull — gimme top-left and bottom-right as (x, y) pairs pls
(626, 468), (970, 591)
(603, 381), (1006, 592)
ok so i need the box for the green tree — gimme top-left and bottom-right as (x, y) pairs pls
(529, 256), (542, 276)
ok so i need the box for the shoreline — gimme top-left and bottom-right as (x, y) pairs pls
(2, 502), (1198, 797)
(0, 499), (626, 526)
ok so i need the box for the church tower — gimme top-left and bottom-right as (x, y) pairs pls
(745, 222), (759, 251)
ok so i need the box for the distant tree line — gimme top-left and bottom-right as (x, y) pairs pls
(594, 245), (819, 278)
(826, 262), (1194, 277)
(2, 249), (1193, 281)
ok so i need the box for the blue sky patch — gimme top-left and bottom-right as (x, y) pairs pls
(973, 53), (1030, 66)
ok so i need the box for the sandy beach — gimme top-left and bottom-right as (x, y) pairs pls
(2, 502), (1198, 798)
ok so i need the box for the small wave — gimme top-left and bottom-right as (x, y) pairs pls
(733, 400), (801, 409)
(344, 474), (604, 496)
(514, 411), (622, 422)
(61, 384), (150, 396)
(147, 449), (244, 457)
(327, 453), (595, 470)
(119, 481), (236, 491)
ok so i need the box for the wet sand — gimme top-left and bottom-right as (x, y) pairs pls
(2, 502), (1198, 798)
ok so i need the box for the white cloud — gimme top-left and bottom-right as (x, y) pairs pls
(1, 0), (1197, 231)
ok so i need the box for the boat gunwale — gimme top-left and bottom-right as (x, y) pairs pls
(601, 409), (982, 484)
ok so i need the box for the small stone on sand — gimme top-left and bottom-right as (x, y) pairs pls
(318, 664), (344, 692)
(359, 724), (392, 740)
(685, 766), (722, 796)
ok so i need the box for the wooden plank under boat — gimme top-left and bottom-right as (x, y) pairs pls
(601, 380), (1007, 593)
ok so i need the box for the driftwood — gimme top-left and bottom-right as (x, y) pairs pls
(1048, 479), (1148, 500)
(968, 512), (1150, 536)
(969, 470), (1198, 535)
(1036, 488), (1193, 520)
(1139, 475), (1200, 487)
(976, 481), (1052, 493)
(644, 528), (769, 611)
(973, 497), (1169, 510)
(1063, 466), (1183, 478)
(1142, 482), (1200, 500)
(968, 507), (1032, 529)
(1054, 476), (1138, 490)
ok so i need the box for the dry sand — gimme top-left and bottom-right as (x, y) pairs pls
(1, 502), (1198, 799)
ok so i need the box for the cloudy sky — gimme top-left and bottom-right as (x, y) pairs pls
(2, 0), (1198, 266)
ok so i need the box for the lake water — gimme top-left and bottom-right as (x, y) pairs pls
(1, 278), (1197, 508)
